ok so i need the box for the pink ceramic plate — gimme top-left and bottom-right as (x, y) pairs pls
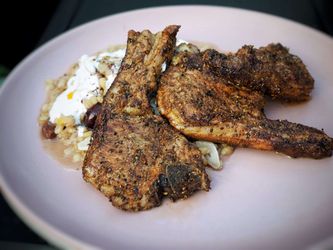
(0, 5), (333, 250)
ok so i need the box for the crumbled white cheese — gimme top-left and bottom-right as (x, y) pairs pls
(77, 137), (91, 151)
(49, 49), (126, 124)
(77, 126), (85, 137)
(49, 39), (185, 125)
(176, 39), (188, 46)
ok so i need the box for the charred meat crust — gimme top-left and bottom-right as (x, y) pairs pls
(83, 25), (210, 212)
(157, 49), (332, 159)
(175, 43), (314, 102)
(83, 113), (210, 211)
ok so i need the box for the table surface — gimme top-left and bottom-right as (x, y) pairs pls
(1, 0), (332, 249)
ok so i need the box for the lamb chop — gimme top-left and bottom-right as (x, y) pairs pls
(83, 26), (210, 212)
(157, 47), (333, 159)
(198, 43), (314, 102)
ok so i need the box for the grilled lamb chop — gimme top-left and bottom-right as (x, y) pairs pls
(197, 43), (314, 102)
(83, 26), (210, 212)
(157, 48), (333, 159)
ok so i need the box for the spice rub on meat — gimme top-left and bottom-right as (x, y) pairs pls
(157, 46), (333, 159)
(198, 43), (314, 102)
(83, 26), (210, 212)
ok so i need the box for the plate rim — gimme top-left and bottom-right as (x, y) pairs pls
(0, 4), (332, 249)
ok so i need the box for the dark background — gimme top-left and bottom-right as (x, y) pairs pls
(0, 0), (332, 248)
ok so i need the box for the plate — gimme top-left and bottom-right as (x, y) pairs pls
(1, 5), (333, 250)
